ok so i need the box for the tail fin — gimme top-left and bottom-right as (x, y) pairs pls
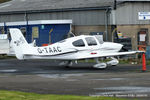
(9, 28), (29, 60)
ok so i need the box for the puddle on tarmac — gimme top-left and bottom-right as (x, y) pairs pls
(91, 78), (126, 81)
(0, 69), (17, 73)
(66, 79), (79, 81)
(37, 74), (83, 79)
(93, 86), (150, 95)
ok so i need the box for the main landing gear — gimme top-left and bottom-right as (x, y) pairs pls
(59, 57), (119, 69)
(93, 57), (119, 69)
(59, 61), (73, 68)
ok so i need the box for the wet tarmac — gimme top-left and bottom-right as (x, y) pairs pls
(0, 59), (150, 100)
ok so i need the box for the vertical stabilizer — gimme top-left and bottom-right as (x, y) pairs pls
(9, 28), (29, 60)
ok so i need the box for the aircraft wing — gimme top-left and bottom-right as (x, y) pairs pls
(97, 51), (142, 57)
(76, 51), (144, 59)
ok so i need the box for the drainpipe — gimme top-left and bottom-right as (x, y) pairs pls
(105, 8), (110, 41)
(4, 22), (6, 34)
(25, 12), (29, 41)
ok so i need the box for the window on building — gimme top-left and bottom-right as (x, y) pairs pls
(72, 39), (85, 47)
(85, 37), (97, 46)
(0, 27), (5, 34)
(32, 27), (39, 40)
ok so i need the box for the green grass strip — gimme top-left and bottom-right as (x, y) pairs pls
(0, 90), (133, 100)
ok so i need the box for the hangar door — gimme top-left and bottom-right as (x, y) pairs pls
(32, 24), (70, 46)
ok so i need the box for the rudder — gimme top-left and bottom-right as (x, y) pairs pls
(9, 28), (29, 60)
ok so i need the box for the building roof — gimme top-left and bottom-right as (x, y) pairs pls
(0, 0), (149, 14)
(0, 0), (114, 14)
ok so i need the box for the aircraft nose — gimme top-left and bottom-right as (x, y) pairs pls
(120, 45), (129, 52)
(115, 43), (123, 51)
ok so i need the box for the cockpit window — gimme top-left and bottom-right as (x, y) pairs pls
(72, 39), (85, 47)
(85, 37), (97, 46)
(95, 35), (104, 44)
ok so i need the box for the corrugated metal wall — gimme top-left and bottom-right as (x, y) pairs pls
(0, 14), (25, 22)
(2, 2), (150, 25)
(116, 2), (150, 25)
(0, 10), (106, 25)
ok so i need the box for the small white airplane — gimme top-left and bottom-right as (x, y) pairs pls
(9, 28), (142, 69)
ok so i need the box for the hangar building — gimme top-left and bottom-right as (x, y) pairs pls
(0, 0), (150, 50)
(0, 0), (113, 46)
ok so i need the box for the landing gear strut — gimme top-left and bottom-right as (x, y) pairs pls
(59, 61), (73, 68)
(106, 57), (119, 66)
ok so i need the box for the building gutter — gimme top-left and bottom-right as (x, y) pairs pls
(0, 6), (112, 15)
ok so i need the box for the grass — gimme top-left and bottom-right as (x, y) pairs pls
(0, 90), (134, 100)
(0, 55), (15, 59)
(0, 0), (11, 3)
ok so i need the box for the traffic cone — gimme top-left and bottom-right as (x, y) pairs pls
(142, 53), (146, 72)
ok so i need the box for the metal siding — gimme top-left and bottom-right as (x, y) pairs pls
(28, 13), (50, 20)
(80, 11), (87, 25)
(116, 2), (150, 25)
(62, 12), (70, 19)
(0, 10), (106, 25)
(74, 10), (106, 25)
(98, 11), (105, 25)
(116, 3), (131, 25)
(134, 3), (145, 24)
(72, 11), (81, 25)
(56, 12), (62, 20)
(51, 13), (57, 20)
(140, 2), (150, 24)
(0, 15), (11, 22)
(132, 3), (140, 24)
(0, 9), (106, 26)
(0, 14), (25, 22)
(128, 3), (133, 24)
